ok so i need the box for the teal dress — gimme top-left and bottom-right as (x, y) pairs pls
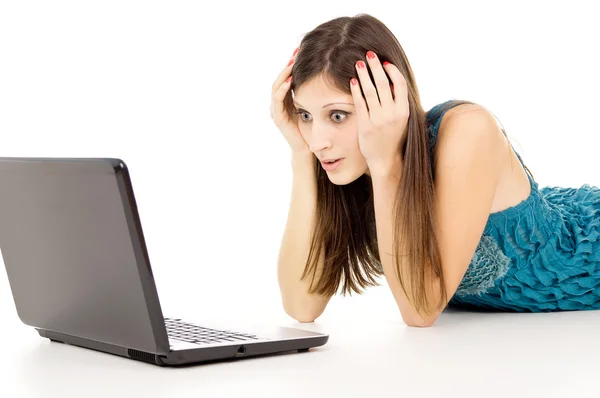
(425, 100), (600, 312)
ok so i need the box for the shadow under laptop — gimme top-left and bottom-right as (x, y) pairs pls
(14, 337), (329, 396)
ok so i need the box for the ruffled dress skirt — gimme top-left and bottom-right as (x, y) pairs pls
(447, 174), (600, 312)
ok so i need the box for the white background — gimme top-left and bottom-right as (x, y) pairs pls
(1, 0), (599, 397)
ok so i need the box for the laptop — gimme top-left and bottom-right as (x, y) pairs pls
(0, 157), (329, 366)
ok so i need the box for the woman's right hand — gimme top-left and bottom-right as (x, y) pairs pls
(270, 48), (311, 155)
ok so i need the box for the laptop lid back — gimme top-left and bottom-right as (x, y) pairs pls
(0, 157), (170, 354)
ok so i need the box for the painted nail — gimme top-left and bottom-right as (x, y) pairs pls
(293, 47), (299, 56)
(287, 59), (294, 66)
(286, 76), (292, 83)
(357, 60), (366, 68)
(366, 51), (376, 59)
(351, 78), (358, 85)
(383, 61), (390, 66)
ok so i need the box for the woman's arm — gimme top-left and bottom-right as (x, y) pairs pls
(277, 151), (333, 322)
(371, 107), (505, 327)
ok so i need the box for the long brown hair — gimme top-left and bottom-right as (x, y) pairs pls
(283, 13), (532, 318)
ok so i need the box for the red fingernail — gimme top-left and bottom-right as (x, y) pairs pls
(293, 47), (299, 56)
(366, 51), (376, 59)
(357, 60), (365, 68)
(287, 59), (294, 66)
(351, 78), (357, 85)
(286, 76), (292, 83)
(383, 61), (390, 66)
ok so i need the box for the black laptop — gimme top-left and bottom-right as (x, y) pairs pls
(0, 157), (328, 366)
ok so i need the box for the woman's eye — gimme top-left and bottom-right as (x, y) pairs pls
(331, 112), (347, 122)
(295, 111), (311, 122)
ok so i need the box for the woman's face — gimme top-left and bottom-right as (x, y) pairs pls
(293, 74), (371, 184)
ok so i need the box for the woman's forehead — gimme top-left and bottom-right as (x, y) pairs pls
(294, 77), (352, 107)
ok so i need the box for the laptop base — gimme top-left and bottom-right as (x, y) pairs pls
(36, 327), (325, 367)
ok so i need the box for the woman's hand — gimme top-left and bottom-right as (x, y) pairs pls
(350, 51), (409, 176)
(270, 48), (311, 155)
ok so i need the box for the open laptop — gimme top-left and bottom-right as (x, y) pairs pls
(0, 157), (328, 366)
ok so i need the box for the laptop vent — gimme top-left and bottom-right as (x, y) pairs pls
(127, 349), (156, 364)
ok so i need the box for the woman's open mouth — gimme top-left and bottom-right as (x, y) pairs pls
(321, 158), (343, 171)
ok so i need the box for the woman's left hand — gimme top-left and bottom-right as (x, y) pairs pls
(350, 51), (409, 176)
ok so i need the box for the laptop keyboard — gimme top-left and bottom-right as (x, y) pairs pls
(164, 317), (259, 345)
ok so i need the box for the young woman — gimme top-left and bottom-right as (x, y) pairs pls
(271, 13), (600, 327)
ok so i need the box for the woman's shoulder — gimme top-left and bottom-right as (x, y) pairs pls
(426, 99), (488, 132)
(426, 100), (505, 171)
(426, 100), (480, 152)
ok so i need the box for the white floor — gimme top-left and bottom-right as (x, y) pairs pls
(2, 282), (599, 398)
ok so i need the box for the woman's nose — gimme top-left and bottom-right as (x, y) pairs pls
(308, 128), (333, 153)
